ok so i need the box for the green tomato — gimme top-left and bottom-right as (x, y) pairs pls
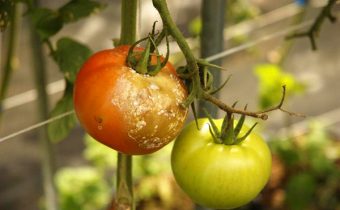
(171, 118), (272, 209)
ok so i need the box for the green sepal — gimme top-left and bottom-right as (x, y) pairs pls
(177, 66), (195, 79)
(209, 74), (232, 95)
(208, 124), (221, 144)
(235, 122), (258, 144)
(234, 114), (245, 138)
(220, 112), (229, 137)
(181, 83), (197, 108)
(197, 58), (226, 71)
(135, 39), (151, 74)
(203, 109), (220, 139)
(147, 36), (163, 76)
(126, 36), (149, 68)
(203, 70), (214, 91)
(191, 102), (200, 130)
(221, 114), (235, 145)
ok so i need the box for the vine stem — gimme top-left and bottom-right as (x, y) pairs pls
(152, 0), (201, 103)
(30, 17), (59, 210)
(287, 0), (337, 50)
(114, 0), (137, 210)
(198, 0), (225, 119)
(0, 3), (19, 120)
(153, 0), (301, 120)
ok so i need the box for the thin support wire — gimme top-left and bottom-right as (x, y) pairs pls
(0, 19), (320, 143)
(0, 110), (74, 143)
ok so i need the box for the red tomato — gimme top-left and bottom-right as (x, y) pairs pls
(74, 45), (188, 155)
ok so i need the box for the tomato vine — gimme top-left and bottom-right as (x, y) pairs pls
(151, 0), (302, 121)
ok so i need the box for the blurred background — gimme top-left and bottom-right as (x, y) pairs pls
(1, 0), (340, 209)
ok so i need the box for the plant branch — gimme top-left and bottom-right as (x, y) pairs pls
(203, 86), (304, 120)
(30, 20), (59, 210)
(287, 0), (337, 50)
(114, 0), (137, 210)
(120, 0), (137, 46)
(151, 0), (303, 120)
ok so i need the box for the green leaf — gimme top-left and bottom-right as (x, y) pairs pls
(47, 84), (77, 142)
(54, 38), (92, 83)
(59, 0), (104, 23)
(0, 0), (15, 32)
(285, 173), (316, 210)
(28, 8), (63, 40)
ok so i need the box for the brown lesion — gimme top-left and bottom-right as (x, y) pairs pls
(94, 116), (103, 124)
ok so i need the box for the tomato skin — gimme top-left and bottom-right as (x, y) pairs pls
(74, 45), (188, 155)
(171, 118), (271, 209)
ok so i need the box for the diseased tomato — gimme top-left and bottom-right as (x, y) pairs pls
(171, 118), (271, 209)
(74, 45), (188, 155)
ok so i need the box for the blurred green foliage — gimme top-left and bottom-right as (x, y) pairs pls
(254, 63), (305, 109)
(54, 134), (176, 210)
(269, 122), (340, 210)
(226, 0), (259, 25)
(55, 167), (110, 210)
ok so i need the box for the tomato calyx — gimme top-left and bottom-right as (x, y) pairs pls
(126, 22), (170, 76)
(204, 107), (258, 145)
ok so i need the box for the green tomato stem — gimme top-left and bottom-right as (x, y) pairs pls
(115, 0), (137, 209)
(0, 3), (20, 118)
(119, 0), (137, 46)
(152, 0), (202, 100)
(30, 19), (59, 210)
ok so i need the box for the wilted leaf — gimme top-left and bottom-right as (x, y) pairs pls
(59, 0), (104, 23)
(47, 84), (77, 142)
(28, 8), (63, 40)
(54, 37), (92, 83)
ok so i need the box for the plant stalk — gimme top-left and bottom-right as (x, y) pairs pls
(115, 0), (137, 209)
(0, 3), (20, 119)
(30, 15), (59, 210)
(198, 0), (225, 118)
(120, 0), (137, 46)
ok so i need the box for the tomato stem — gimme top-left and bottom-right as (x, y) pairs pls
(152, 0), (302, 121)
(0, 3), (20, 117)
(114, 0), (138, 209)
(119, 0), (137, 46)
(29, 4), (59, 210)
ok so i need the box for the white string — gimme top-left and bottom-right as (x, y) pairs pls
(1, 3), (303, 112)
(205, 20), (313, 62)
(0, 110), (74, 143)
(0, 20), (315, 143)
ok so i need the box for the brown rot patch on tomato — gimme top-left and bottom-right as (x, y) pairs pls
(94, 116), (104, 130)
(111, 66), (188, 150)
(74, 46), (188, 154)
(94, 116), (103, 123)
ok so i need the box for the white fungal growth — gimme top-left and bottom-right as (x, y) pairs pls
(110, 66), (188, 150)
